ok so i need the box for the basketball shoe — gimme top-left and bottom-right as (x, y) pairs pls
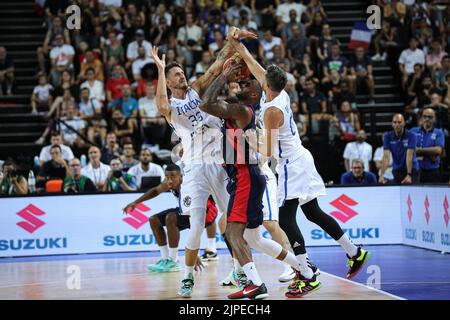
(285, 271), (322, 298)
(228, 281), (269, 300)
(346, 247), (371, 279)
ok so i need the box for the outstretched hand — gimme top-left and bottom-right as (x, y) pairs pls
(151, 46), (166, 71)
(226, 27), (258, 43)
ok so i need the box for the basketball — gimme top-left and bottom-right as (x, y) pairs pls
(223, 56), (251, 81)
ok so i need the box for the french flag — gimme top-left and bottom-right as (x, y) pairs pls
(348, 21), (372, 51)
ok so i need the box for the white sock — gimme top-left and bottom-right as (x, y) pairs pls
(168, 247), (178, 261)
(282, 251), (300, 272)
(296, 253), (314, 279)
(158, 245), (168, 260)
(337, 234), (358, 257)
(233, 258), (242, 273)
(242, 262), (263, 286)
(184, 265), (194, 279)
(207, 237), (217, 252)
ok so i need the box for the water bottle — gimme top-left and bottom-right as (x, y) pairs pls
(28, 170), (36, 194)
(33, 156), (39, 168)
(81, 154), (87, 168)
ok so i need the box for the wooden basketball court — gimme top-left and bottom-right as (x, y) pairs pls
(0, 253), (401, 300)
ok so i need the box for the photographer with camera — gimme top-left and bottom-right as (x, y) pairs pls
(103, 157), (137, 192)
(63, 158), (96, 193)
(0, 159), (28, 195)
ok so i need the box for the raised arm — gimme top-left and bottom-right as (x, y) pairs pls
(150, 46), (171, 119)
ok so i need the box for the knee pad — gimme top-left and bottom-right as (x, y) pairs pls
(185, 208), (206, 251)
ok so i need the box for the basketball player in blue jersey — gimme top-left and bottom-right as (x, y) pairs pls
(149, 27), (261, 298)
(199, 62), (311, 300)
(226, 29), (371, 298)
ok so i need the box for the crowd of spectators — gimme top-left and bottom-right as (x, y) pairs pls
(1, 0), (450, 195)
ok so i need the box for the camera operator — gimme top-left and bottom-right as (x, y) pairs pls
(103, 157), (137, 192)
(63, 158), (96, 193)
(0, 159), (28, 195)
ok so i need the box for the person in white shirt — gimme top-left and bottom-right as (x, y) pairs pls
(259, 29), (283, 62)
(59, 104), (85, 148)
(81, 146), (111, 189)
(343, 130), (373, 172)
(39, 131), (74, 165)
(49, 34), (75, 86)
(79, 87), (102, 120)
(126, 29), (152, 68)
(132, 46), (153, 81)
(276, 0), (307, 24)
(194, 51), (212, 75)
(31, 74), (54, 114)
(139, 82), (167, 147)
(80, 68), (105, 104)
(177, 13), (203, 77)
(127, 148), (165, 189)
(398, 37), (425, 89)
(226, 0), (252, 26)
(373, 146), (394, 181)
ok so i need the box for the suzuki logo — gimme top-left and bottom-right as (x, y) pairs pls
(329, 194), (358, 223)
(16, 204), (46, 234)
(123, 203), (151, 230)
(407, 194), (412, 222)
(444, 195), (449, 228)
(424, 195), (430, 225)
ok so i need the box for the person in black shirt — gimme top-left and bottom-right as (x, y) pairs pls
(38, 144), (69, 186)
(348, 46), (375, 103)
(301, 77), (327, 117)
(0, 47), (14, 96)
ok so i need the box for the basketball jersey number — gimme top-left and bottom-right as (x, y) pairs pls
(188, 111), (204, 127)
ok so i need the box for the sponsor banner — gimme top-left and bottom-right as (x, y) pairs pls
(400, 186), (450, 252)
(296, 186), (402, 246)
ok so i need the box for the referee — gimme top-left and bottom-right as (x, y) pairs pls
(380, 114), (419, 184)
(411, 108), (445, 183)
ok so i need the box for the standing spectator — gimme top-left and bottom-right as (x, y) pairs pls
(63, 158), (97, 193)
(343, 130), (373, 172)
(106, 65), (130, 102)
(59, 104), (86, 149)
(110, 84), (138, 118)
(38, 144), (69, 184)
(0, 47), (14, 96)
(126, 29), (152, 69)
(0, 159), (28, 195)
(398, 37), (425, 90)
(49, 34), (75, 86)
(120, 142), (139, 172)
(82, 146), (111, 190)
(38, 131), (74, 165)
(348, 46), (375, 104)
(128, 148), (165, 189)
(340, 159), (377, 185)
(374, 145), (394, 182)
(380, 114), (419, 184)
(31, 73), (54, 114)
(132, 46), (153, 81)
(104, 158), (137, 192)
(80, 68), (106, 105)
(101, 132), (121, 165)
(411, 108), (445, 183)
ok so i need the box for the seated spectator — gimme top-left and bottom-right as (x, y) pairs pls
(106, 65), (130, 102)
(399, 37), (425, 91)
(128, 148), (165, 189)
(236, 9), (258, 32)
(285, 80), (299, 104)
(281, 9), (306, 43)
(269, 45), (292, 72)
(286, 24), (309, 68)
(227, 0), (252, 26)
(63, 158), (96, 193)
(104, 157), (137, 192)
(275, 0), (306, 25)
(306, 12), (326, 43)
(433, 56), (450, 91)
(149, 16), (171, 49)
(0, 159), (28, 195)
(110, 84), (138, 118)
(0, 46), (14, 96)
(427, 91), (449, 129)
(120, 142), (139, 172)
(31, 73), (54, 114)
(343, 130), (373, 172)
(139, 82), (167, 147)
(177, 13), (203, 78)
(305, 0), (327, 23)
(82, 146), (110, 190)
(86, 118), (108, 149)
(195, 51), (213, 75)
(259, 29), (284, 65)
(292, 52), (315, 81)
(126, 29), (152, 69)
(321, 43), (348, 86)
(52, 69), (79, 103)
(372, 19), (398, 62)
(291, 101), (308, 140)
(102, 31), (125, 66)
(411, 108), (445, 183)
(79, 51), (105, 83)
(301, 77), (327, 119)
(132, 46), (153, 81)
(49, 34), (75, 87)
(426, 39), (447, 74)
(208, 30), (226, 57)
(332, 80), (356, 112)
(38, 144), (69, 185)
(80, 67), (105, 105)
(79, 88), (102, 121)
(101, 132), (122, 165)
(340, 159), (377, 185)
(112, 109), (135, 146)
(316, 24), (337, 63)
(331, 101), (361, 142)
(374, 145), (394, 182)
(348, 46), (375, 103)
(59, 104), (85, 149)
(38, 131), (74, 165)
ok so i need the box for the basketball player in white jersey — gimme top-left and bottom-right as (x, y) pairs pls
(149, 27), (259, 298)
(226, 29), (371, 298)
